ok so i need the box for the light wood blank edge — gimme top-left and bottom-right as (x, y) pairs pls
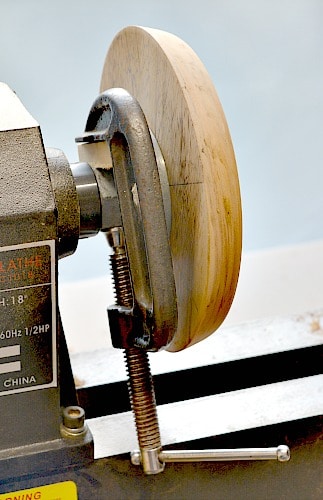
(100, 26), (242, 352)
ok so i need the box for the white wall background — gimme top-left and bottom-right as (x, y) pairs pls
(1, 0), (322, 283)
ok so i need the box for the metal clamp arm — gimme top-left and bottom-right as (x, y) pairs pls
(76, 88), (177, 351)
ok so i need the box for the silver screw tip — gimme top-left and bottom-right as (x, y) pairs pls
(277, 445), (290, 462)
(107, 227), (125, 249)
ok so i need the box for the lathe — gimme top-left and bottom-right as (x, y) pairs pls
(0, 26), (321, 499)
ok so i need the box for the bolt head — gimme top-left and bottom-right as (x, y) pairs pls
(62, 405), (85, 430)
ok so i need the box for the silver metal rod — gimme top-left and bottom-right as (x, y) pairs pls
(159, 445), (290, 463)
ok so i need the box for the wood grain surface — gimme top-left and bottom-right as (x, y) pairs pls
(99, 26), (242, 351)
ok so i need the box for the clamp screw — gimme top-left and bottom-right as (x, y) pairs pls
(108, 227), (164, 474)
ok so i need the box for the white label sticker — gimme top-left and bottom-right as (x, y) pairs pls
(0, 240), (57, 396)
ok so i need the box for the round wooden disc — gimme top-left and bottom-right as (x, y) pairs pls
(100, 26), (242, 352)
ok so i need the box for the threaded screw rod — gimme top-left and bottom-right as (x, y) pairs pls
(107, 227), (133, 308)
(107, 227), (164, 474)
